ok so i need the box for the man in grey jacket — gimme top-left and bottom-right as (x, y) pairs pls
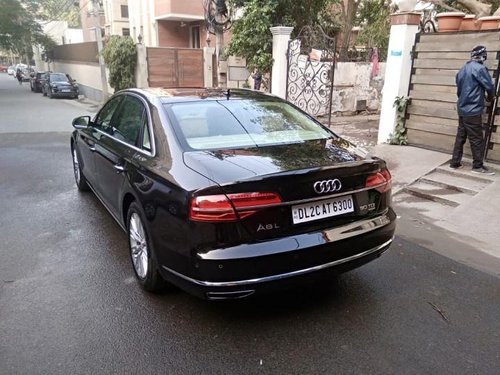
(450, 45), (495, 175)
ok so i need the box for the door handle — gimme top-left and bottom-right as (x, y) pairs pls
(89, 145), (96, 152)
(114, 164), (125, 173)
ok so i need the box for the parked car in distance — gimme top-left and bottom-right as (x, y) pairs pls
(0, 64), (8, 73)
(20, 68), (33, 82)
(30, 71), (49, 92)
(42, 72), (79, 99)
(7, 66), (15, 75)
(70, 88), (396, 300)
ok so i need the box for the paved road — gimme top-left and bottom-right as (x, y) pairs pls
(1, 73), (499, 374)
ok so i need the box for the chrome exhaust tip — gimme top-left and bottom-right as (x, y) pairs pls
(206, 290), (255, 300)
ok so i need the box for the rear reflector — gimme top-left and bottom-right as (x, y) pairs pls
(365, 168), (392, 193)
(190, 192), (282, 222)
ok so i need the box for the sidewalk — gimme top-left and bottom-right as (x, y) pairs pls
(327, 113), (500, 273)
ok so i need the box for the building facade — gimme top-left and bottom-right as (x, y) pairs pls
(128, 0), (207, 48)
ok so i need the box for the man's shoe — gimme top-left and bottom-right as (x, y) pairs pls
(450, 164), (463, 169)
(471, 167), (495, 175)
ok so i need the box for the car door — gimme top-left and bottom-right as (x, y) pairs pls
(80, 95), (124, 191)
(94, 94), (147, 217)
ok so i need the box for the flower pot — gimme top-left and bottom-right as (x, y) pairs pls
(459, 15), (479, 31)
(436, 12), (465, 32)
(478, 16), (500, 30)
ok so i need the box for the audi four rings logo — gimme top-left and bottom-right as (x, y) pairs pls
(313, 179), (342, 194)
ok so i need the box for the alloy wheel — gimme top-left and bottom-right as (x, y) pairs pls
(129, 213), (149, 279)
(72, 148), (81, 184)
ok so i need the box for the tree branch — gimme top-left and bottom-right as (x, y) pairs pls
(457, 0), (492, 16)
(426, 0), (462, 13)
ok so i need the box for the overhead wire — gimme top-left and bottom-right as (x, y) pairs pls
(41, 0), (92, 35)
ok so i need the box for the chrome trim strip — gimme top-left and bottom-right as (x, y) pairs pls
(92, 92), (156, 157)
(198, 211), (391, 260)
(233, 184), (389, 211)
(161, 238), (393, 288)
(86, 182), (127, 232)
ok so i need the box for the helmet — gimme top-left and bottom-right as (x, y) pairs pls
(471, 45), (487, 62)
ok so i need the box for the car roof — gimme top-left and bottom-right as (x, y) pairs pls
(124, 87), (280, 104)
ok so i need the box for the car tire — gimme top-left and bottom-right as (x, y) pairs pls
(72, 146), (89, 191)
(127, 202), (167, 292)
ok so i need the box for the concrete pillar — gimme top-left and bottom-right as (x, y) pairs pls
(203, 47), (215, 88)
(378, 12), (420, 144)
(135, 43), (149, 89)
(270, 26), (293, 99)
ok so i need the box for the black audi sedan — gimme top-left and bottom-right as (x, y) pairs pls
(43, 72), (79, 99)
(70, 88), (396, 300)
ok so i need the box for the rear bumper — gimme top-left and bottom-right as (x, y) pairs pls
(159, 209), (396, 299)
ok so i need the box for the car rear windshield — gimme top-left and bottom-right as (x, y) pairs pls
(167, 100), (332, 150)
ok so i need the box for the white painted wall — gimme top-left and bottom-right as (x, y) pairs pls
(128, 0), (157, 45)
(285, 58), (386, 115)
(378, 16), (419, 143)
(50, 61), (113, 102)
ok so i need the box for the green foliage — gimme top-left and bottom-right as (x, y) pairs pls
(227, 0), (337, 74)
(389, 96), (410, 145)
(101, 36), (137, 92)
(355, 0), (393, 61)
(0, 0), (59, 62)
(37, 0), (81, 28)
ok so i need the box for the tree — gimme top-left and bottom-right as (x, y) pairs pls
(101, 36), (137, 91)
(430, 0), (500, 16)
(355, 0), (394, 61)
(227, 0), (337, 75)
(37, 0), (81, 28)
(0, 0), (58, 63)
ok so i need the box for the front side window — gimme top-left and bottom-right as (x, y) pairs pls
(94, 96), (123, 131)
(167, 100), (332, 150)
(111, 95), (145, 146)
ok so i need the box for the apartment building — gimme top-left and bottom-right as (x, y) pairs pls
(102, 0), (130, 37)
(78, 0), (129, 41)
(128, 0), (208, 48)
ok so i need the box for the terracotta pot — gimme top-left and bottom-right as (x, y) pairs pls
(478, 16), (500, 30)
(459, 15), (479, 31)
(436, 12), (465, 32)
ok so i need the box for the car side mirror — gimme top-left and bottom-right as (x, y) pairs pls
(72, 115), (91, 130)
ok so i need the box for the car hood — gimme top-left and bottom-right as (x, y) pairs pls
(183, 137), (369, 184)
(52, 82), (74, 87)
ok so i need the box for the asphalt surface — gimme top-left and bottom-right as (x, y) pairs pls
(1, 74), (500, 374)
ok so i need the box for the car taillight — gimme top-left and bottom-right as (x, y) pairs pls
(189, 192), (282, 222)
(365, 168), (392, 193)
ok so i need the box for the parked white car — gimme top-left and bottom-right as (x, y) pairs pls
(7, 66), (15, 75)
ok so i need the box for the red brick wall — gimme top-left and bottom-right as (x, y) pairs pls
(157, 21), (190, 48)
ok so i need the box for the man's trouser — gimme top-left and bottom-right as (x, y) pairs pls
(451, 115), (484, 169)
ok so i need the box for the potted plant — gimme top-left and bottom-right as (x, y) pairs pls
(436, 12), (465, 32)
(478, 16), (500, 30)
(459, 15), (479, 31)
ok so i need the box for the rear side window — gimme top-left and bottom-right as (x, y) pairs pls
(167, 100), (331, 150)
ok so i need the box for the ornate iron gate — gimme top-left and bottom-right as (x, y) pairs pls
(286, 26), (336, 126)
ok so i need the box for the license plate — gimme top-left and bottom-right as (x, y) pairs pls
(61, 89), (71, 92)
(292, 195), (354, 224)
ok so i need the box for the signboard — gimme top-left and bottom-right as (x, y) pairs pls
(228, 66), (250, 81)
